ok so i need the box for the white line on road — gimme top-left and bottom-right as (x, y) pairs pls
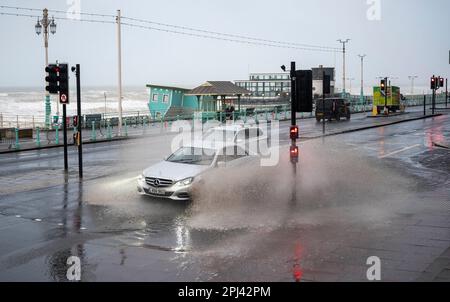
(379, 144), (422, 159)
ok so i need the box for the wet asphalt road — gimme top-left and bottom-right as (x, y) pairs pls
(0, 111), (449, 281)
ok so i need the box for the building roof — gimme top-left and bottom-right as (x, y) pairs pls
(186, 81), (251, 96)
(146, 84), (191, 91)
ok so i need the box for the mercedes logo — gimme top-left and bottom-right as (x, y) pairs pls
(154, 179), (161, 187)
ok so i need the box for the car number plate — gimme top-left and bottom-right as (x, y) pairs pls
(149, 188), (165, 195)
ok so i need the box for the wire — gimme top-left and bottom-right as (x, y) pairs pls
(0, 5), (341, 53)
(122, 16), (340, 51)
(121, 22), (338, 53)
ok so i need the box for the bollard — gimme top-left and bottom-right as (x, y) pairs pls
(255, 110), (259, 123)
(55, 125), (59, 145)
(14, 128), (20, 149)
(91, 121), (96, 142)
(265, 109), (268, 121)
(107, 119), (112, 140)
(36, 127), (41, 147)
(124, 118), (128, 137)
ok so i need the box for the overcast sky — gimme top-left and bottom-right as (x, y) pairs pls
(0, 0), (449, 90)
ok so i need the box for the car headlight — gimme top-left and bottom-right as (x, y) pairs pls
(138, 174), (145, 181)
(174, 177), (194, 187)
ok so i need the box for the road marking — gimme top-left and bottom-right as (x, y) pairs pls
(379, 144), (421, 159)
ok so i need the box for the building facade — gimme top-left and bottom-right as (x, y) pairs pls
(234, 73), (291, 98)
(311, 66), (336, 97)
(235, 68), (335, 99)
(146, 84), (199, 119)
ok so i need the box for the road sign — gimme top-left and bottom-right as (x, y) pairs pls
(60, 93), (69, 104)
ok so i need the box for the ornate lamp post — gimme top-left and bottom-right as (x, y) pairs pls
(35, 8), (57, 128)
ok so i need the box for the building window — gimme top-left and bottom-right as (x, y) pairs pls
(163, 94), (169, 103)
(152, 94), (159, 102)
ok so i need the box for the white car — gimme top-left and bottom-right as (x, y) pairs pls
(137, 141), (256, 201)
(202, 124), (269, 153)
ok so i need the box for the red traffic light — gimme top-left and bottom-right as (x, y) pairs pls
(431, 77), (436, 90)
(290, 126), (299, 140)
(439, 77), (444, 88)
(290, 145), (299, 163)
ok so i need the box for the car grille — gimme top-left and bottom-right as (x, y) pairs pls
(145, 177), (174, 188)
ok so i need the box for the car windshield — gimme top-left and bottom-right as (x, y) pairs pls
(203, 129), (236, 142)
(166, 147), (216, 165)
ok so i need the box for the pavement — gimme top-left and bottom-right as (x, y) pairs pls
(0, 110), (449, 282)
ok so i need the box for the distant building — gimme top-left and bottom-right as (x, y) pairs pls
(234, 67), (335, 100)
(234, 72), (291, 98)
(146, 81), (250, 119)
(312, 66), (335, 97)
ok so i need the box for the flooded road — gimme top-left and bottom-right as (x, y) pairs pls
(0, 114), (449, 281)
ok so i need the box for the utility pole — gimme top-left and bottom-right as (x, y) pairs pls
(358, 54), (366, 106)
(116, 9), (123, 136)
(337, 39), (350, 96)
(408, 76), (418, 95)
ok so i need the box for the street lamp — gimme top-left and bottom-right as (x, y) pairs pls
(35, 18), (42, 35)
(408, 76), (418, 95)
(337, 39), (350, 96)
(358, 54), (366, 106)
(35, 9), (57, 128)
(49, 17), (57, 34)
(346, 78), (355, 95)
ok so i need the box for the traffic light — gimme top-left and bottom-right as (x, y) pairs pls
(295, 70), (313, 112)
(45, 63), (69, 104)
(58, 63), (69, 104)
(431, 77), (436, 90)
(73, 116), (78, 127)
(290, 126), (299, 140)
(290, 145), (299, 163)
(439, 77), (444, 88)
(380, 79), (386, 92)
(45, 64), (60, 94)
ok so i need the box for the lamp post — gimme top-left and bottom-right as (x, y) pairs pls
(358, 54), (366, 105)
(346, 77), (355, 95)
(337, 39), (350, 97)
(35, 8), (57, 128)
(408, 76), (418, 95)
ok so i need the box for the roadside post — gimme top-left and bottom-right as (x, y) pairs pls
(14, 128), (20, 150)
(446, 78), (448, 108)
(71, 64), (83, 178)
(91, 121), (96, 141)
(36, 127), (41, 147)
(424, 95), (426, 116)
(288, 62), (298, 204)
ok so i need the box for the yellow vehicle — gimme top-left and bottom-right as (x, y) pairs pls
(373, 86), (401, 114)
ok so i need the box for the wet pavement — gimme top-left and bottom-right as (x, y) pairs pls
(0, 112), (449, 281)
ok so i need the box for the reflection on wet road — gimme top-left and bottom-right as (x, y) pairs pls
(0, 114), (449, 281)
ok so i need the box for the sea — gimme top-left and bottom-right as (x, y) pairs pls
(0, 86), (150, 118)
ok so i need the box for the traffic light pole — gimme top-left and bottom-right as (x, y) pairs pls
(75, 64), (83, 178)
(63, 104), (68, 171)
(446, 78), (448, 109)
(290, 61), (297, 204)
